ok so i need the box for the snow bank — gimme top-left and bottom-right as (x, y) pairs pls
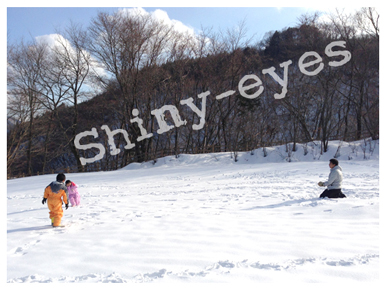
(121, 139), (379, 170)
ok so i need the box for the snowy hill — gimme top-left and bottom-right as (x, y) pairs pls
(122, 139), (379, 170)
(7, 139), (380, 283)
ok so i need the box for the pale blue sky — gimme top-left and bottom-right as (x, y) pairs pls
(7, 6), (332, 45)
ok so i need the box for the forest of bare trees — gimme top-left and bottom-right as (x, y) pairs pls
(7, 8), (379, 178)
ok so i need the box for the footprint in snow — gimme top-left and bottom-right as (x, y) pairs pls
(11, 239), (41, 256)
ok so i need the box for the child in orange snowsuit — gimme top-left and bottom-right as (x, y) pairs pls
(42, 173), (69, 227)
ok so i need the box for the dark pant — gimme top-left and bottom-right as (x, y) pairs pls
(320, 189), (346, 198)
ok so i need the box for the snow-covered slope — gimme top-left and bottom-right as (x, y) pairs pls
(7, 140), (380, 283)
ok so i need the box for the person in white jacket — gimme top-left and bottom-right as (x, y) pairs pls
(318, 159), (346, 198)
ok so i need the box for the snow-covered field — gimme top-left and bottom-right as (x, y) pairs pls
(7, 140), (381, 283)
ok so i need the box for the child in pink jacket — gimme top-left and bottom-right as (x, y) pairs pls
(65, 180), (81, 207)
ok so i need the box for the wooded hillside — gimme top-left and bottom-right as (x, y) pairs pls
(7, 8), (379, 178)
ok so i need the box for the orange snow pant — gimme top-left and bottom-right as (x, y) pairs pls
(44, 187), (68, 226)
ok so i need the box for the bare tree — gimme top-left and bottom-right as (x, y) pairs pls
(355, 7), (379, 39)
(87, 9), (190, 165)
(327, 8), (379, 140)
(7, 40), (47, 175)
(52, 23), (96, 171)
